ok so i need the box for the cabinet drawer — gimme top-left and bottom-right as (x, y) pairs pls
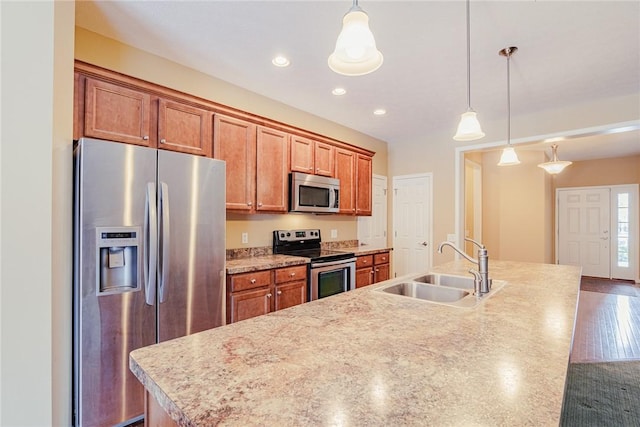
(374, 252), (389, 265)
(228, 270), (272, 292)
(274, 265), (307, 284)
(356, 255), (373, 269)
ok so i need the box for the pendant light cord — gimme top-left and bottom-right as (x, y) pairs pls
(466, 0), (471, 109)
(507, 48), (511, 146)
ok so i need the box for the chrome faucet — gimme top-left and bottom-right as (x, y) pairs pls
(437, 238), (491, 295)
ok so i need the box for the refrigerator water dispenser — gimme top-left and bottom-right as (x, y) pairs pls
(96, 226), (141, 294)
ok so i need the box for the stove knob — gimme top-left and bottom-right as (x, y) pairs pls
(280, 233), (285, 238)
(286, 232), (291, 237)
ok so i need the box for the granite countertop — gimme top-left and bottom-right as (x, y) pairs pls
(336, 245), (393, 256)
(226, 254), (309, 275)
(130, 260), (581, 426)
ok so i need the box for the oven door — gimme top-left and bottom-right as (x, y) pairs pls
(309, 258), (356, 301)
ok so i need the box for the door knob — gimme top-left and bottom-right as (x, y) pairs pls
(420, 242), (428, 246)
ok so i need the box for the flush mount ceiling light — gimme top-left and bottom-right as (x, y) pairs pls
(453, 0), (484, 141)
(497, 46), (521, 166)
(332, 87), (347, 96)
(272, 55), (290, 67)
(328, 0), (383, 76)
(373, 108), (386, 116)
(538, 144), (573, 174)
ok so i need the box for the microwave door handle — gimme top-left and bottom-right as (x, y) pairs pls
(330, 188), (337, 209)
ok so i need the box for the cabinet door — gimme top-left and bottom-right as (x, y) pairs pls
(374, 264), (390, 283)
(228, 287), (272, 323)
(335, 148), (356, 214)
(315, 141), (334, 176)
(256, 126), (289, 212)
(84, 77), (152, 146)
(158, 99), (212, 157)
(290, 135), (314, 173)
(356, 154), (372, 216)
(356, 267), (374, 288)
(213, 115), (256, 211)
(275, 280), (307, 311)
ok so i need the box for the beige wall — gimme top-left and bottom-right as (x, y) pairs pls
(1, 1), (74, 425)
(75, 28), (389, 249)
(481, 149), (551, 263)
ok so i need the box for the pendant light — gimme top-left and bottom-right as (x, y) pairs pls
(328, 0), (383, 76)
(498, 46), (520, 166)
(453, 0), (485, 141)
(538, 144), (573, 174)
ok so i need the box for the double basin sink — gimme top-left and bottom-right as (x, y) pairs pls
(375, 273), (505, 308)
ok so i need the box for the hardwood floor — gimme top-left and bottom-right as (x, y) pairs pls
(570, 277), (640, 363)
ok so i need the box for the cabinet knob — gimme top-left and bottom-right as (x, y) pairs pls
(375, 268), (380, 272)
(363, 260), (368, 264)
(250, 279), (256, 284)
(267, 293), (272, 298)
(142, 136), (149, 141)
(160, 138), (166, 144)
(277, 290), (282, 295)
(381, 257), (386, 261)
(290, 272), (296, 277)
(258, 202), (263, 207)
(247, 202), (253, 206)
(370, 270), (375, 275)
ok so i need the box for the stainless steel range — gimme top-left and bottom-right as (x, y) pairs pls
(273, 229), (356, 301)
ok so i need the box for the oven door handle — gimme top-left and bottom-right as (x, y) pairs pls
(310, 258), (356, 268)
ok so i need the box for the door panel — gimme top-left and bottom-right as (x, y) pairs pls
(558, 188), (610, 278)
(156, 150), (226, 342)
(393, 174), (432, 277)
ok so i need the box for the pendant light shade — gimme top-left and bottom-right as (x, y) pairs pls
(538, 144), (572, 174)
(497, 46), (520, 166)
(454, 0), (484, 141)
(328, 1), (383, 76)
(454, 110), (485, 141)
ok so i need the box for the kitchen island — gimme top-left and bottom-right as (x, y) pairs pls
(130, 260), (581, 426)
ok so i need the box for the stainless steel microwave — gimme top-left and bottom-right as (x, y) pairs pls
(289, 172), (340, 213)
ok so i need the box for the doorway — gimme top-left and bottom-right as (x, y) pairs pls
(557, 184), (638, 281)
(392, 173), (432, 277)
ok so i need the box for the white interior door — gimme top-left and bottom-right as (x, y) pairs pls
(357, 174), (387, 248)
(558, 187), (610, 277)
(392, 173), (432, 277)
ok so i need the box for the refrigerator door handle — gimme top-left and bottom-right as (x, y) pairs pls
(159, 182), (171, 303)
(144, 182), (158, 306)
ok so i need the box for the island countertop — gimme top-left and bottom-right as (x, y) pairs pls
(130, 260), (581, 426)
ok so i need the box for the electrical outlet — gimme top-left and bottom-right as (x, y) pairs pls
(331, 229), (338, 238)
(447, 234), (457, 242)
(241, 232), (248, 244)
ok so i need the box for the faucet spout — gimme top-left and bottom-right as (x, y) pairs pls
(437, 241), (477, 264)
(438, 241), (491, 295)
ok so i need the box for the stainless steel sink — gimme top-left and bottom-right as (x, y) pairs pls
(375, 272), (506, 308)
(412, 273), (475, 290)
(380, 282), (469, 303)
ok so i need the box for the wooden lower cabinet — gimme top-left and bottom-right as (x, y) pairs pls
(355, 251), (390, 288)
(227, 265), (307, 324)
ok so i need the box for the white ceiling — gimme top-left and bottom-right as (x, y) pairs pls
(75, 0), (640, 162)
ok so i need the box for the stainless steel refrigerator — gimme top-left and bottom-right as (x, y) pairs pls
(73, 137), (226, 426)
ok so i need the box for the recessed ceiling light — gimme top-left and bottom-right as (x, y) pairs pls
(272, 56), (290, 67)
(373, 109), (386, 116)
(332, 87), (346, 96)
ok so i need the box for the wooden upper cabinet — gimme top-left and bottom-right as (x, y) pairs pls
(335, 148), (356, 214)
(158, 99), (212, 157)
(315, 141), (334, 177)
(84, 77), (152, 146)
(290, 136), (334, 177)
(290, 135), (314, 174)
(256, 126), (289, 212)
(356, 153), (372, 216)
(213, 114), (256, 211)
